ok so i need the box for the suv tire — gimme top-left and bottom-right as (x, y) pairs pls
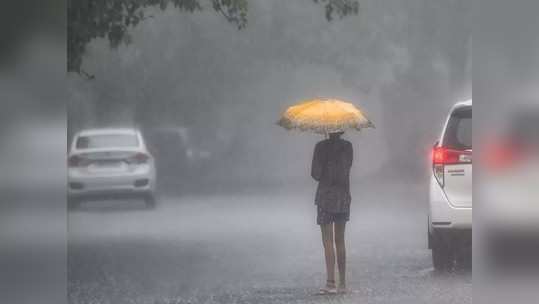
(431, 233), (454, 271)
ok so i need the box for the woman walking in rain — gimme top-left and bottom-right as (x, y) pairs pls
(277, 97), (374, 295)
(311, 131), (353, 294)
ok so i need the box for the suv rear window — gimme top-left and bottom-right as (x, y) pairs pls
(76, 134), (139, 149)
(443, 107), (472, 150)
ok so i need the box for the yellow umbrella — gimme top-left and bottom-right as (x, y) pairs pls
(277, 98), (375, 134)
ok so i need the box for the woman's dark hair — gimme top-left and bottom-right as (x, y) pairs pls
(329, 131), (344, 139)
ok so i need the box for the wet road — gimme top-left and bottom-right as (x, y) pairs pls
(68, 180), (471, 304)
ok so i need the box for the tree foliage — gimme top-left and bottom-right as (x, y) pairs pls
(67, 0), (359, 76)
(313, 0), (359, 21)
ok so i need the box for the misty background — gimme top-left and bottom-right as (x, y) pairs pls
(0, 0), (476, 303)
(67, 0), (471, 191)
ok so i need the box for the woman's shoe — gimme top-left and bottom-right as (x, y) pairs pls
(315, 280), (337, 295)
(316, 286), (337, 295)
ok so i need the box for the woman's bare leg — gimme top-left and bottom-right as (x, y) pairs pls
(334, 221), (347, 289)
(320, 223), (336, 287)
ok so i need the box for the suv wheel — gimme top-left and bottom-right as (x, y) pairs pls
(431, 233), (454, 271)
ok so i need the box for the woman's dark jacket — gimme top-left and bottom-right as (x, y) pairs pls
(311, 138), (353, 214)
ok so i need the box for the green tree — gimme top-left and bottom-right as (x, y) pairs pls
(67, 0), (359, 77)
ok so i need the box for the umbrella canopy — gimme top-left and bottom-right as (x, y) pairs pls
(277, 98), (375, 134)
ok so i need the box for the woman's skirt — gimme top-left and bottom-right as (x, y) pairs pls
(316, 205), (350, 225)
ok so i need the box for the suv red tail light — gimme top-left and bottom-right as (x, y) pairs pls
(433, 147), (472, 165)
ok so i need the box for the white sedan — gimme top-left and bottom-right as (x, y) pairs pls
(68, 128), (156, 208)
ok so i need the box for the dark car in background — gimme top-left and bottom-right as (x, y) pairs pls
(143, 127), (212, 192)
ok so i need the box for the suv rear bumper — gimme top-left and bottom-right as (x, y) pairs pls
(429, 178), (472, 230)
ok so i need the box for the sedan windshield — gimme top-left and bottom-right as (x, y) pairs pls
(76, 134), (139, 149)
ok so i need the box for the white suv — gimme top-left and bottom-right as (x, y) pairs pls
(428, 100), (472, 270)
(68, 128), (157, 209)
